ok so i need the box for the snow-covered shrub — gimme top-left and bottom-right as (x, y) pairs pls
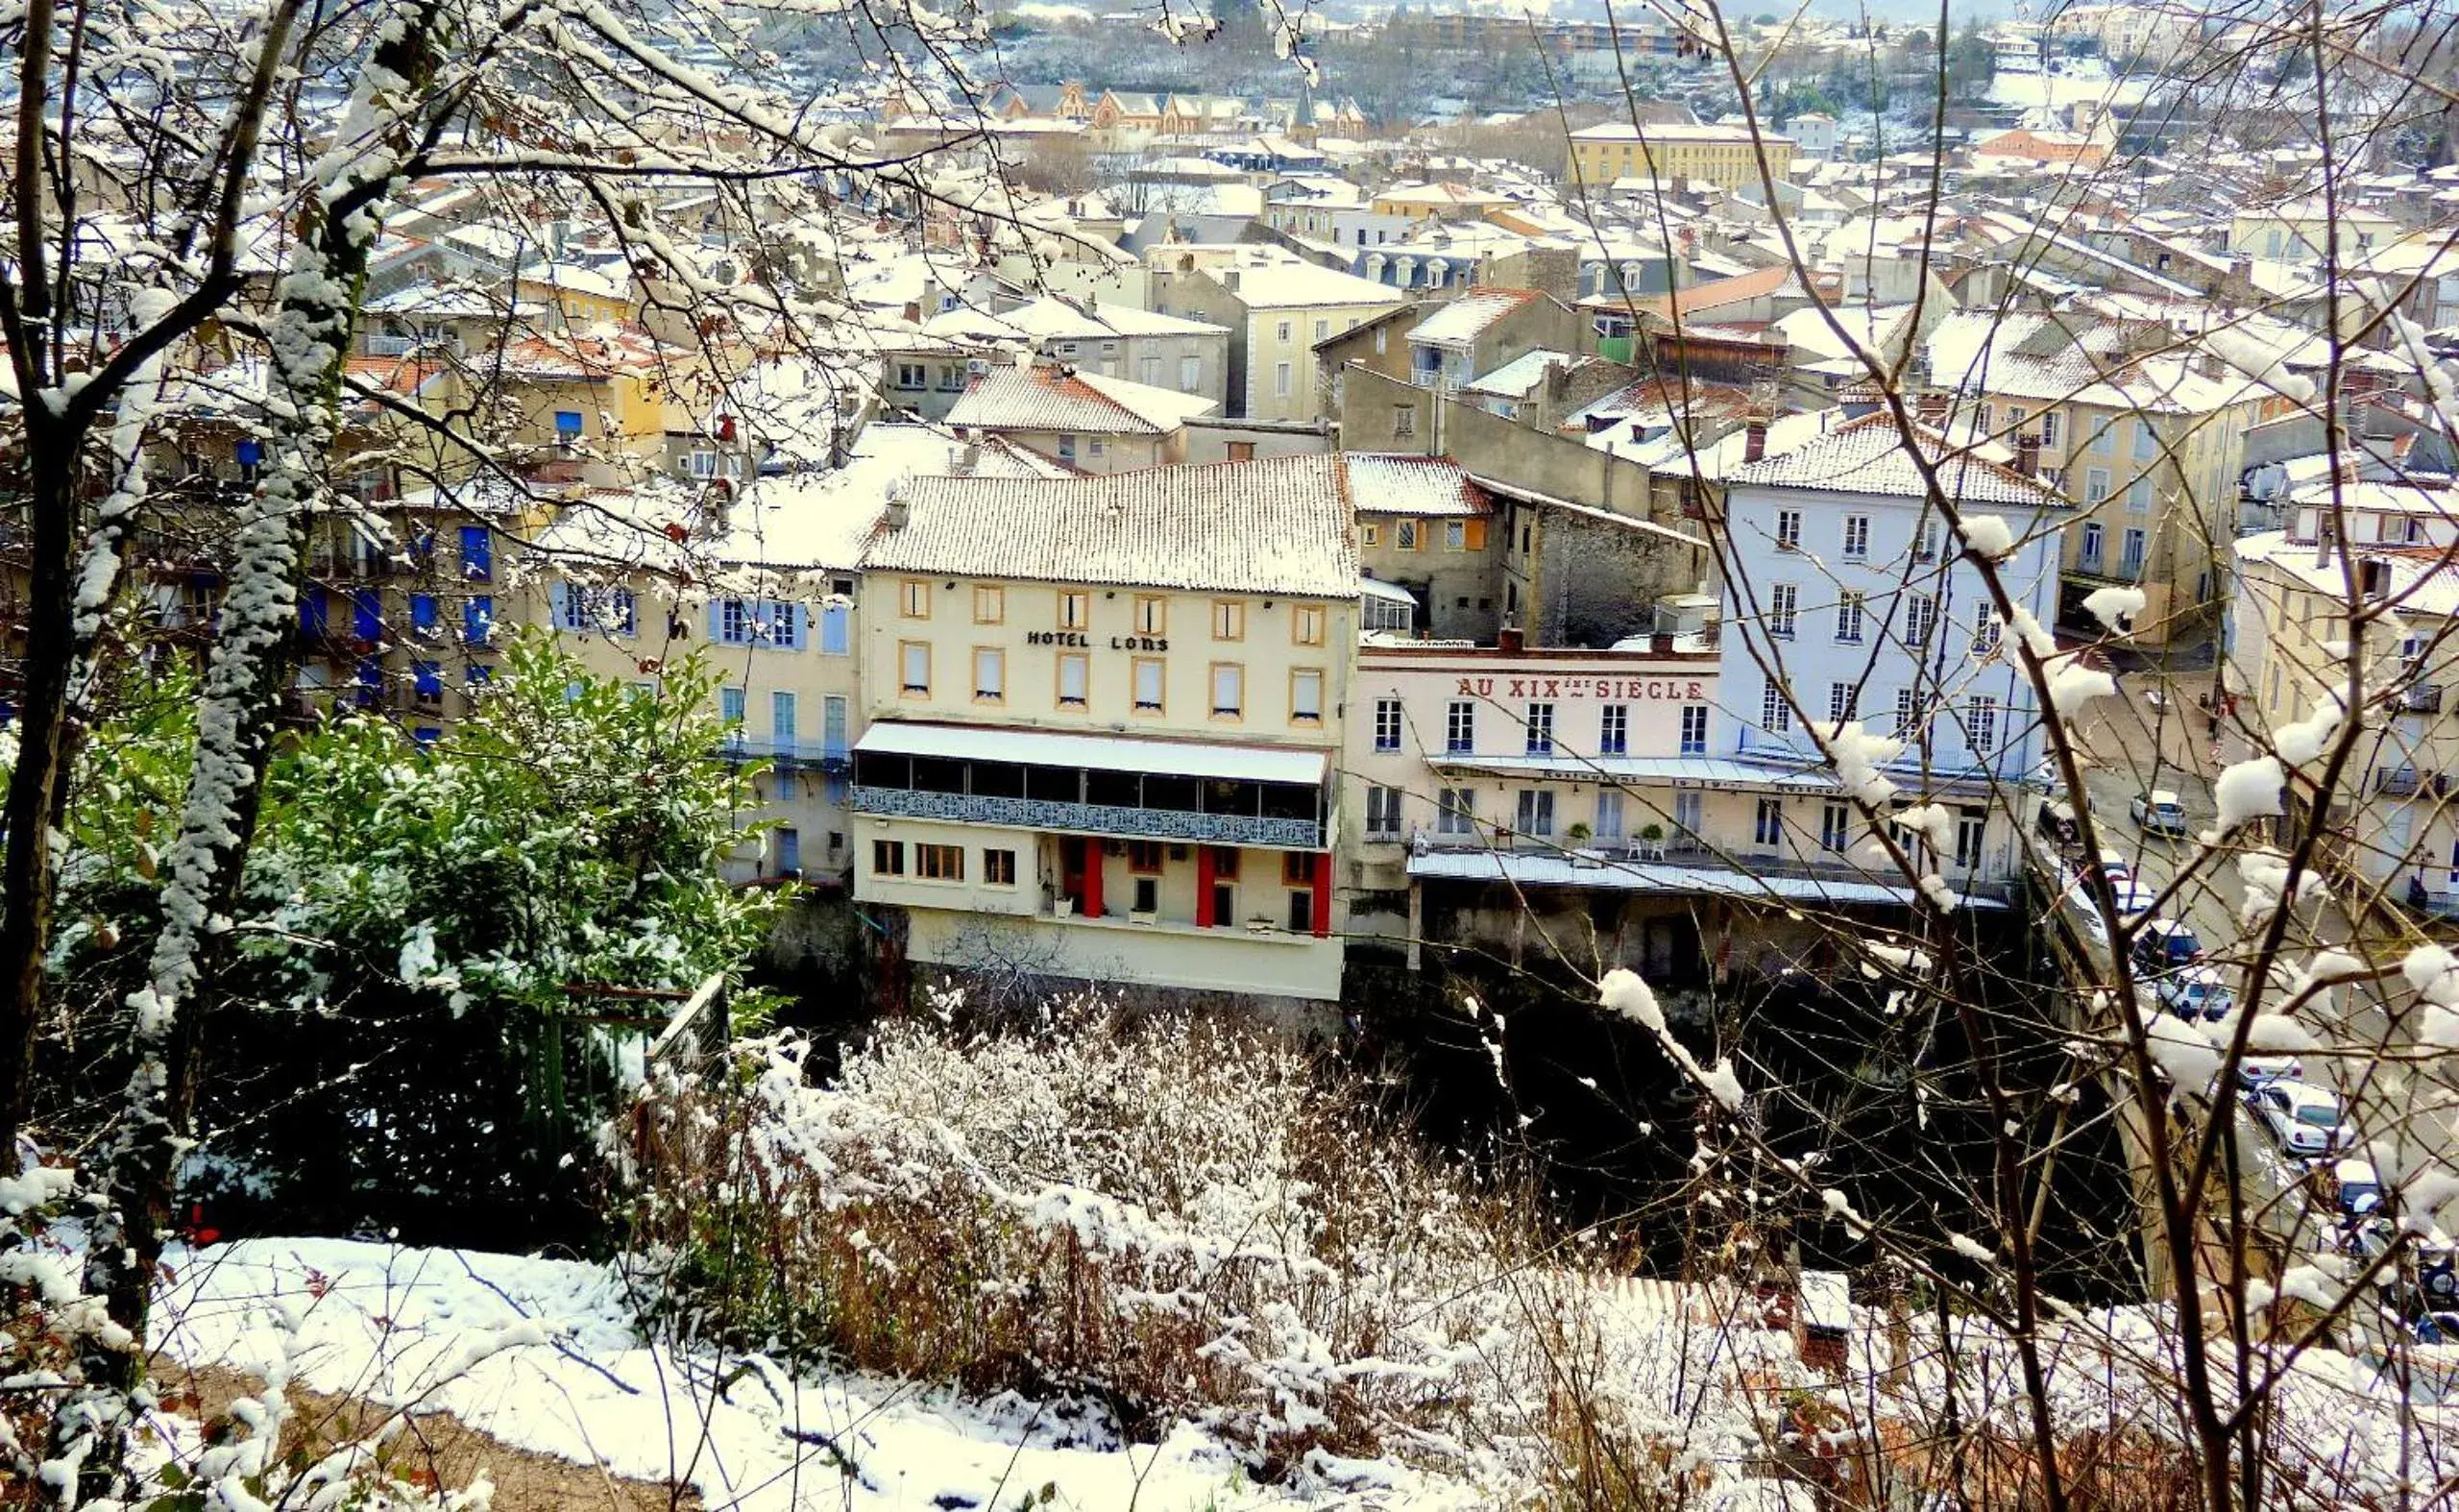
(38, 638), (778, 1244)
(617, 1003), (1815, 1500)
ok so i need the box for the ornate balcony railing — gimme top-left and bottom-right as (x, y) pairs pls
(721, 735), (852, 772)
(853, 784), (1323, 848)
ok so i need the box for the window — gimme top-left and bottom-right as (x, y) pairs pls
(1763, 678), (1792, 734)
(1139, 354), (1160, 384)
(716, 597), (751, 646)
(2133, 418), (2157, 461)
(457, 524), (492, 581)
(1227, 441), (1254, 462)
(1293, 604), (1326, 646)
(2121, 527), (2147, 578)
(1059, 591), (1089, 630)
(1754, 796), (1784, 846)
(1599, 704), (1628, 755)
(1210, 662), (1244, 718)
(412, 660), (442, 705)
(1842, 514), (1870, 560)
(464, 596), (493, 646)
(1894, 687), (1916, 737)
(900, 578), (930, 618)
(872, 840), (906, 875)
(1977, 402), (1995, 436)
(1437, 786), (1475, 834)
(2085, 468), (2111, 504)
(2081, 523), (2105, 569)
(1836, 591), (1865, 644)
(1515, 789), (1555, 837)
(1134, 594), (1166, 635)
(899, 642), (930, 695)
(1974, 615), (2003, 654)
(1394, 403), (1417, 437)
(719, 685), (745, 725)
(1132, 657), (1164, 714)
(2038, 410), (2060, 448)
(894, 362), (925, 390)
(1775, 508), (1801, 550)
(1674, 790), (1703, 842)
(973, 584), (1004, 623)
(984, 848), (1017, 886)
(1365, 785), (1401, 837)
(1276, 320), (1292, 343)
(1595, 789), (1626, 841)
(2127, 477), (2153, 513)
(1524, 701), (1555, 755)
(1969, 695), (1999, 756)
(1180, 354), (1201, 389)
(1373, 697), (1403, 751)
(1819, 802), (1851, 854)
(1313, 318), (1328, 341)
(772, 691), (798, 743)
(1914, 521), (1938, 562)
(1395, 519), (1420, 550)
(1129, 841), (1164, 872)
(1680, 703), (1708, 755)
(1955, 809), (1986, 870)
(1212, 600), (1245, 640)
(1275, 361), (1292, 398)
(1058, 652), (1089, 708)
(1829, 682), (1857, 722)
(1290, 669), (1325, 723)
(1904, 595), (1936, 648)
(1447, 699), (1475, 753)
(1768, 583), (1798, 639)
(916, 843), (963, 881)
(973, 647), (1005, 702)
(819, 603), (850, 655)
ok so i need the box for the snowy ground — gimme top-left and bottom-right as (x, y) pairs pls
(152, 1238), (1477, 1511)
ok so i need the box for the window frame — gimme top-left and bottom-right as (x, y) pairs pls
(915, 842), (965, 881)
(1209, 661), (1245, 720)
(1059, 591), (1090, 630)
(898, 640), (932, 697)
(972, 646), (1006, 704)
(899, 578), (931, 619)
(1289, 667), (1325, 725)
(1292, 603), (1326, 646)
(983, 848), (1018, 886)
(1211, 599), (1246, 641)
(972, 584), (1005, 623)
(1057, 651), (1090, 710)
(1133, 594), (1167, 636)
(1132, 655), (1166, 715)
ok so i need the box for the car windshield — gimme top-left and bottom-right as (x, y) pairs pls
(2297, 1104), (2341, 1128)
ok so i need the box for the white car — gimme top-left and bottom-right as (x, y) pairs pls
(2155, 965), (2233, 1022)
(2249, 1080), (2353, 1158)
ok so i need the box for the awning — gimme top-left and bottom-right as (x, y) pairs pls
(856, 720), (1328, 787)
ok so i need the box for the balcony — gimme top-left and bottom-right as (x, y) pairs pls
(854, 784), (1322, 849)
(721, 734), (852, 773)
(1406, 828), (2014, 906)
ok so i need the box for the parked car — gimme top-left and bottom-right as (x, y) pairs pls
(2131, 917), (2204, 978)
(2249, 1079), (2353, 1158)
(2130, 789), (2191, 837)
(2236, 1053), (2302, 1090)
(2322, 1157), (2383, 1221)
(2155, 965), (2234, 1022)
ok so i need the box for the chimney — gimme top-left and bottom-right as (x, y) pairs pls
(884, 487), (911, 530)
(2229, 254), (2253, 281)
(1223, 268), (1241, 293)
(1742, 418), (1768, 463)
(901, 301), (921, 324)
(1497, 623), (1524, 654)
(2197, 351), (2224, 380)
(2016, 433), (2039, 476)
(1914, 391), (1950, 426)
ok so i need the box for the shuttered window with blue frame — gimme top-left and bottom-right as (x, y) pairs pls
(351, 588), (381, 642)
(710, 597), (802, 648)
(299, 587), (329, 639)
(464, 596), (493, 646)
(413, 661), (443, 701)
(818, 603), (849, 655)
(458, 524), (492, 581)
(354, 656), (382, 707)
(410, 594), (438, 637)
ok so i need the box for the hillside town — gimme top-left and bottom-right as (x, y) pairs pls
(13, 0), (2459, 1507)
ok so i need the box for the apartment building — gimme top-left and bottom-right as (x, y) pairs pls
(847, 456), (1363, 1002)
(1153, 250), (1406, 423)
(944, 360), (1215, 473)
(1567, 123), (1796, 194)
(1921, 313), (2266, 646)
(2229, 475), (2459, 912)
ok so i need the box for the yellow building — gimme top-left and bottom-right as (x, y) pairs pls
(1567, 123), (1795, 193)
(848, 456), (1362, 1002)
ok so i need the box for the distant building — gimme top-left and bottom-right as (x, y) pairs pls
(1567, 123), (1796, 195)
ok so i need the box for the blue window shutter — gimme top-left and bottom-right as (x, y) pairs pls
(465, 597), (492, 645)
(707, 599), (725, 643)
(412, 726), (442, 746)
(459, 525), (492, 580)
(352, 589), (380, 641)
(548, 581), (570, 630)
(299, 587), (328, 638)
(413, 661), (442, 697)
(820, 604), (849, 655)
(719, 686), (745, 724)
(411, 594), (437, 633)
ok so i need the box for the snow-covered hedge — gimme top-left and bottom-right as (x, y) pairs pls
(615, 1003), (1815, 1500)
